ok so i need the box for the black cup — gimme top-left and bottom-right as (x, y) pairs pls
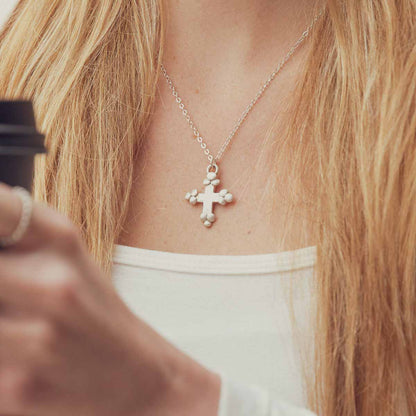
(0, 100), (47, 192)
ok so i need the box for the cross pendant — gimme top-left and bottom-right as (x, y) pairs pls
(185, 165), (234, 227)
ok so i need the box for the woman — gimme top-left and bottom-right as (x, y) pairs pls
(0, 0), (415, 415)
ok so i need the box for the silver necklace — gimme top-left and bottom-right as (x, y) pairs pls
(161, 11), (323, 228)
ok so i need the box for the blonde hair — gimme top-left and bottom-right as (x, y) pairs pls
(0, 1), (415, 414)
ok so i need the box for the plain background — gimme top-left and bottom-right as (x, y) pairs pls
(0, 0), (18, 28)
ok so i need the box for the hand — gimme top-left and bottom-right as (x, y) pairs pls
(0, 182), (221, 416)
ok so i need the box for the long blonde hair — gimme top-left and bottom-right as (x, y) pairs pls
(0, 1), (415, 414)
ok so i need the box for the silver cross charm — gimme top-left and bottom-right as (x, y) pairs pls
(185, 165), (233, 227)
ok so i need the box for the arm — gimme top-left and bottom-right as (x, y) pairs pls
(0, 182), (221, 416)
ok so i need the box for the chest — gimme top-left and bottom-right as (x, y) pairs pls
(116, 76), (315, 254)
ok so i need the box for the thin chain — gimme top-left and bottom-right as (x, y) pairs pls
(160, 9), (324, 167)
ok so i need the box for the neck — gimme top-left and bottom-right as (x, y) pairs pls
(162, 0), (322, 75)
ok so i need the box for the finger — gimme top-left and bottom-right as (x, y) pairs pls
(0, 182), (45, 250)
(0, 182), (25, 242)
(0, 315), (57, 366)
(0, 252), (91, 334)
(0, 252), (75, 317)
(0, 365), (36, 415)
(0, 360), (56, 416)
(0, 182), (83, 253)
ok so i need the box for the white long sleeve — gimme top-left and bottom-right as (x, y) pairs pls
(218, 372), (317, 416)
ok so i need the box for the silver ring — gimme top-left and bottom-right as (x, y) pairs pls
(0, 186), (33, 248)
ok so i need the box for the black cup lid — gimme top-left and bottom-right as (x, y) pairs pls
(0, 100), (46, 153)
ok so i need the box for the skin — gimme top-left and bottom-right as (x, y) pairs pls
(118, 0), (320, 254)
(0, 182), (218, 415)
(0, 0), (320, 414)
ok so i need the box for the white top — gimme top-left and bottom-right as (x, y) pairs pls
(111, 244), (318, 416)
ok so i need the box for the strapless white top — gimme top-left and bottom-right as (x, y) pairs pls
(111, 244), (318, 416)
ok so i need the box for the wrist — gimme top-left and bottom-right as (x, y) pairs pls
(161, 348), (221, 416)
